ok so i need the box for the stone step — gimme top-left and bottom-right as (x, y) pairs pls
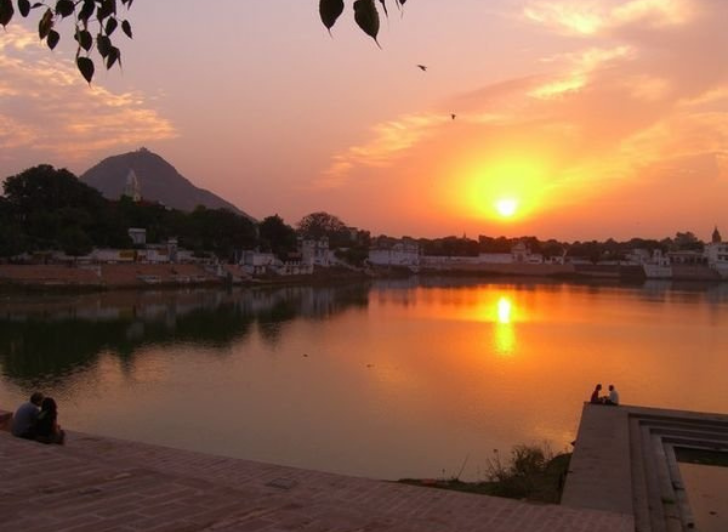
(0, 428), (635, 532)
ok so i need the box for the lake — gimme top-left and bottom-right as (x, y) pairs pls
(1, 278), (728, 481)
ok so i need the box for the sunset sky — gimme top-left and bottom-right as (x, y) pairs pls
(1, 0), (726, 241)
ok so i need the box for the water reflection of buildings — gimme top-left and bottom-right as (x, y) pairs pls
(0, 285), (370, 383)
(0, 285), (368, 327)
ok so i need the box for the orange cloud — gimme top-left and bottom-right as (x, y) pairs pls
(320, 0), (727, 238)
(0, 27), (177, 164)
(524, 0), (695, 36)
(530, 46), (634, 99)
(317, 113), (448, 189)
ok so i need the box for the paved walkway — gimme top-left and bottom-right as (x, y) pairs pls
(0, 427), (633, 532)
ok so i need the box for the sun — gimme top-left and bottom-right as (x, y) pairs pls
(495, 198), (518, 218)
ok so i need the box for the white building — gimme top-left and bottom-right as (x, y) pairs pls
(276, 261), (314, 276)
(138, 246), (171, 264)
(92, 249), (136, 263)
(300, 237), (331, 267)
(477, 253), (513, 264)
(642, 249), (672, 279)
(240, 250), (278, 275)
(625, 249), (651, 265)
(478, 241), (543, 264)
(368, 241), (420, 267)
(128, 228), (147, 246)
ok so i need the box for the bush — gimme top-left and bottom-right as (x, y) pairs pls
(486, 443), (555, 499)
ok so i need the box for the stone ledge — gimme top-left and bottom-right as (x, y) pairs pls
(562, 403), (728, 532)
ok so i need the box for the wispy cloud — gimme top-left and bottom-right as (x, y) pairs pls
(318, 0), (727, 235)
(524, 0), (695, 36)
(317, 113), (448, 189)
(529, 46), (634, 99)
(318, 77), (541, 190)
(0, 27), (177, 165)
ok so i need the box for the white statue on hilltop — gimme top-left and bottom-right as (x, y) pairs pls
(124, 169), (142, 202)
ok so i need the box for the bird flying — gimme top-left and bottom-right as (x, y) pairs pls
(416, 64), (427, 72)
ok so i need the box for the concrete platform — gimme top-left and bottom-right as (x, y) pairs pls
(0, 424), (633, 532)
(561, 404), (633, 515)
(563, 403), (728, 532)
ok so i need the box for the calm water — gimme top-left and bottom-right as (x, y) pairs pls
(679, 462), (728, 532)
(1, 278), (728, 480)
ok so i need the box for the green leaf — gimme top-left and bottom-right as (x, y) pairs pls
(19, 0), (31, 17)
(319, 0), (344, 31)
(121, 19), (132, 38)
(0, 0), (15, 28)
(105, 16), (118, 35)
(75, 28), (93, 51)
(47, 29), (60, 50)
(55, 0), (74, 18)
(77, 56), (94, 83)
(354, 0), (380, 44)
(38, 8), (54, 40)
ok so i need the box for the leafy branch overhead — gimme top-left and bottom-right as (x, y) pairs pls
(0, 0), (407, 84)
(320, 0), (407, 44)
(0, 0), (134, 83)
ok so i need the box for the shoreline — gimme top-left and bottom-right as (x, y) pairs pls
(0, 263), (372, 293)
(0, 262), (725, 294)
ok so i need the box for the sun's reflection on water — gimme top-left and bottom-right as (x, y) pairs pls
(495, 296), (516, 355)
(497, 296), (512, 324)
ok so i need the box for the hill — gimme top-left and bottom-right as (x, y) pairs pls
(81, 148), (254, 220)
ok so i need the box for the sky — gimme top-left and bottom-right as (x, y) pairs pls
(1, 0), (727, 241)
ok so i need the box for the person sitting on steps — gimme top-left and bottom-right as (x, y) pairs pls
(35, 397), (66, 445)
(11, 392), (44, 439)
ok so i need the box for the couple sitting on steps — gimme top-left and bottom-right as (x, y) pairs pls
(11, 392), (66, 445)
(590, 383), (620, 406)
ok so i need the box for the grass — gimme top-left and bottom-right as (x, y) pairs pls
(398, 444), (571, 504)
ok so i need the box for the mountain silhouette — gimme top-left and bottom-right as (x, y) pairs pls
(81, 148), (254, 220)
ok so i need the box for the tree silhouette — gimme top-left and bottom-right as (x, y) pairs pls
(298, 212), (346, 239)
(259, 215), (298, 260)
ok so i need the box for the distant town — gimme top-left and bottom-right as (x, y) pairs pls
(1, 159), (727, 288)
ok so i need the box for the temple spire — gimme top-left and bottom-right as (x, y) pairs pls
(712, 226), (722, 244)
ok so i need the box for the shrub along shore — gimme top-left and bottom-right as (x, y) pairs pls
(398, 444), (572, 504)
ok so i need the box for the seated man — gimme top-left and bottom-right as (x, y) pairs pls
(11, 392), (44, 439)
(605, 384), (620, 406)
